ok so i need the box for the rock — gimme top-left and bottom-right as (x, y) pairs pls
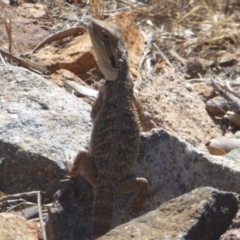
(235, 131), (240, 138)
(139, 73), (222, 143)
(46, 129), (240, 239)
(46, 177), (93, 240)
(185, 82), (193, 91)
(0, 66), (92, 201)
(208, 137), (240, 153)
(0, 212), (39, 240)
(220, 209), (240, 240)
(99, 187), (238, 240)
(224, 148), (240, 162)
(206, 96), (229, 116)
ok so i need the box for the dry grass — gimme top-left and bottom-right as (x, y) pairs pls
(89, 0), (104, 19)
(145, 0), (240, 60)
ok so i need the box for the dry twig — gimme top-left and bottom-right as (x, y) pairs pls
(153, 42), (175, 71)
(211, 79), (240, 114)
(38, 191), (47, 240)
(0, 49), (47, 74)
(64, 80), (98, 100)
(0, 191), (42, 203)
(4, 15), (12, 53)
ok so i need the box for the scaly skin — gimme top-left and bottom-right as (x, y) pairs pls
(67, 19), (148, 239)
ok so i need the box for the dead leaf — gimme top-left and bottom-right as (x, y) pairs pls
(206, 146), (226, 156)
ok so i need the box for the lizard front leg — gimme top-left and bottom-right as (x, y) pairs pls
(64, 149), (97, 187)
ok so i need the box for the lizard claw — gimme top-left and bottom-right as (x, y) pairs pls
(63, 151), (76, 177)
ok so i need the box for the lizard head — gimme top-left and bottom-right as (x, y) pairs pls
(88, 19), (127, 81)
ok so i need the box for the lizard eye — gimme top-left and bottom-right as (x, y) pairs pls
(101, 30), (109, 39)
(103, 34), (109, 39)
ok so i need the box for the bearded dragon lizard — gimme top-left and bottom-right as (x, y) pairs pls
(65, 19), (148, 239)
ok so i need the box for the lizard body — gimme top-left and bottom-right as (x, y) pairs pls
(67, 19), (148, 239)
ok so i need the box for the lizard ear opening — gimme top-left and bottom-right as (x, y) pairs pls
(110, 54), (116, 68)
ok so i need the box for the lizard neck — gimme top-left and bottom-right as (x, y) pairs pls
(105, 55), (134, 104)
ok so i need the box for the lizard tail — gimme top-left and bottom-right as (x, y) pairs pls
(92, 189), (114, 239)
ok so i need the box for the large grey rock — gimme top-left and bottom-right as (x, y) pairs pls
(0, 66), (92, 201)
(99, 187), (238, 240)
(46, 129), (240, 239)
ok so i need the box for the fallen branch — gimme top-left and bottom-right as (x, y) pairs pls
(64, 80), (98, 100)
(0, 49), (47, 74)
(32, 27), (86, 54)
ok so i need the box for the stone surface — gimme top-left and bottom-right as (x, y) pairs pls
(0, 66), (92, 201)
(0, 212), (39, 240)
(46, 129), (240, 239)
(224, 148), (240, 162)
(99, 187), (238, 240)
(138, 72), (222, 144)
(220, 209), (240, 240)
(235, 131), (240, 138)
